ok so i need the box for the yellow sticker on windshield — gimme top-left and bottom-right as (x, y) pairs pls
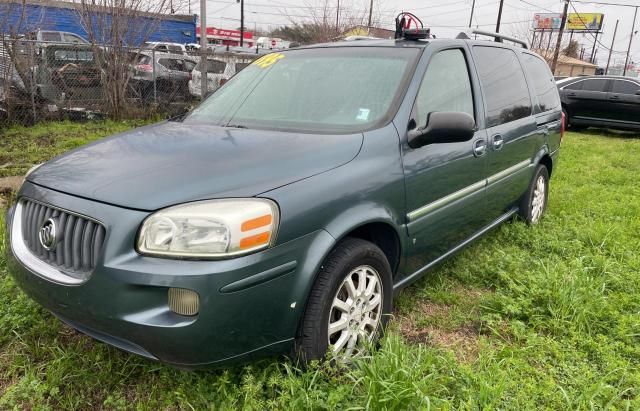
(253, 53), (285, 68)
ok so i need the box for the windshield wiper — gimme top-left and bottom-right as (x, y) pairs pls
(225, 124), (249, 129)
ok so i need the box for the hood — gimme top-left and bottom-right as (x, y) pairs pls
(28, 122), (363, 210)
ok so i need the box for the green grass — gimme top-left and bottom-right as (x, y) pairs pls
(0, 120), (150, 178)
(1, 124), (639, 409)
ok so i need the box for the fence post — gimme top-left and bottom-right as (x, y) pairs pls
(152, 49), (157, 104)
(30, 43), (37, 124)
(201, 47), (208, 100)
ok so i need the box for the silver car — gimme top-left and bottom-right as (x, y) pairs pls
(131, 52), (197, 102)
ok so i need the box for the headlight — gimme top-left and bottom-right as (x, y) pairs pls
(137, 199), (279, 258)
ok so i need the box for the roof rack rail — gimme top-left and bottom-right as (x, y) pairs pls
(457, 29), (528, 49)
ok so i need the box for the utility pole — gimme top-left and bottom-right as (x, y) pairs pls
(336, 0), (340, 33)
(495, 0), (505, 33)
(623, 6), (638, 76)
(590, 31), (599, 63)
(367, 0), (373, 27)
(239, 0), (244, 47)
(199, 0), (207, 100)
(606, 19), (619, 75)
(469, 0), (476, 28)
(551, 0), (570, 74)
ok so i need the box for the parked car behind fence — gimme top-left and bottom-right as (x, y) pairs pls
(1, 37), (266, 123)
(130, 51), (197, 103)
(189, 52), (257, 98)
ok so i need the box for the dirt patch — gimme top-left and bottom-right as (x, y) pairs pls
(397, 307), (480, 363)
(0, 176), (23, 193)
(395, 287), (492, 362)
(0, 176), (22, 209)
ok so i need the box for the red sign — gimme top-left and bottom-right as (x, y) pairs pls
(196, 27), (253, 41)
(271, 39), (276, 47)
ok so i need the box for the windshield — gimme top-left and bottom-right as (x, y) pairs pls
(50, 49), (95, 65)
(184, 47), (420, 133)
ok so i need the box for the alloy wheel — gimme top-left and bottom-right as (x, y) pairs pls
(327, 265), (383, 359)
(531, 175), (546, 223)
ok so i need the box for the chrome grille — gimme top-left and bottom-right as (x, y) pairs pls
(20, 199), (106, 275)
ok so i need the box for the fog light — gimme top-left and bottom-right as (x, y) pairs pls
(168, 288), (199, 316)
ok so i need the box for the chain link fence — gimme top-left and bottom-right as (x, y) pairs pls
(1, 38), (263, 125)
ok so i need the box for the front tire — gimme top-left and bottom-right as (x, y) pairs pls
(295, 238), (392, 364)
(519, 164), (549, 224)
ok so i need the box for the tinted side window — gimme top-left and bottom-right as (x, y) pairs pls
(63, 33), (85, 44)
(413, 49), (474, 128)
(158, 58), (180, 70)
(564, 81), (583, 90)
(42, 32), (62, 42)
(184, 60), (197, 72)
(522, 53), (560, 112)
(581, 79), (608, 92)
(473, 46), (532, 127)
(611, 80), (640, 95)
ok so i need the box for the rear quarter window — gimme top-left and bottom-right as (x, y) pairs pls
(522, 53), (560, 113)
(472, 46), (532, 127)
(611, 80), (640, 95)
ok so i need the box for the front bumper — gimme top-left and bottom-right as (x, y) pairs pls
(5, 182), (335, 367)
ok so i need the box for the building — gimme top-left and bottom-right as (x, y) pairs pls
(535, 50), (598, 77)
(342, 26), (395, 39)
(196, 27), (254, 48)
(0, 0), (196, 45)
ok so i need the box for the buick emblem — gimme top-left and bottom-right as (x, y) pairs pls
(39, 218), (58, 251)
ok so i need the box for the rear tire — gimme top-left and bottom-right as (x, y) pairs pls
(519, 164), (549, 224)
(295, 237), (392, 364)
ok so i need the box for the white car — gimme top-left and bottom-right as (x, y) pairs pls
(188, 54), (256, 97)
(142, 42), (188, 55)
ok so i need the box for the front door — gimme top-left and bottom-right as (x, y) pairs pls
(563, 78), (612, 121)
(401, 47), (488, 275)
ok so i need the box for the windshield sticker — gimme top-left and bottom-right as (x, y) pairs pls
(356, 108), (371, 121)
(253, 53), (285, 69)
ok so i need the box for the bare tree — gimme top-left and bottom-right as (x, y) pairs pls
(76, 0), (186, 119)
(0, 0), (43, 124)
(276, 0), (375, 44)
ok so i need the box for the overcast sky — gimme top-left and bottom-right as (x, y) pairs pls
(185, 0), (639, 68)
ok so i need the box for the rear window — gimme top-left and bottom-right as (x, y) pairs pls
(196, 59), (227, 74)
(472, 46), (532, 127)
(52, 49), (94, 63)
(522, 53), (560, 113)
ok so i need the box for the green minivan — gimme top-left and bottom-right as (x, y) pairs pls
(6, 31), (563, 367)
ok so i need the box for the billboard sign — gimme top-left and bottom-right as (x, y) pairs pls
(533, 13), (562, 30)
(566, 13), (604, 31)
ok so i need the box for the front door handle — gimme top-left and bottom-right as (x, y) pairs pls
(492, 134), (504, 151)
(473, 139), (487, 157)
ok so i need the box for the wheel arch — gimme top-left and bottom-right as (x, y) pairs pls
(533, 145), (554, 178)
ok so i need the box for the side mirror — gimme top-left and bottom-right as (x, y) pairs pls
(407, 111), (476, 149)
(635, 90), (640, 95)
